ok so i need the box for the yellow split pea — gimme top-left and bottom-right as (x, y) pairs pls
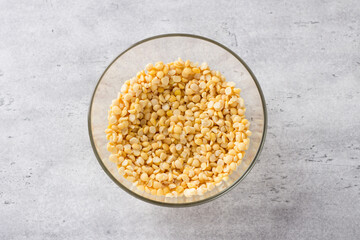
(105, 58), (251, 197)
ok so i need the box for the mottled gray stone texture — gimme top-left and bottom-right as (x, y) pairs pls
(0, 0), (359, 239)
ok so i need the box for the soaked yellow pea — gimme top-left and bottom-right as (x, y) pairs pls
(106, 59), (250, 198)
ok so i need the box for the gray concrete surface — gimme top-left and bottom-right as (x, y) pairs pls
(1, 0), (359, 239)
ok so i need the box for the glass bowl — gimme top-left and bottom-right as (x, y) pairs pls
(88, 34), (267, 207)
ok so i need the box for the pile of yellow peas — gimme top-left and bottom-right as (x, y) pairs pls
(105, 58), (251, 197)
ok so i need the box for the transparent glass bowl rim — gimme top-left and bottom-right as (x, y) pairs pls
(88, 33), (268, 207)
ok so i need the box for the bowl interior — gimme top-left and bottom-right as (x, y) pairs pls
(89, 34), (266, 206)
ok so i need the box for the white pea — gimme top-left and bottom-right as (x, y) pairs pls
(207, 101), (214, 109)
(129, 114), (136, 122)
(129, 137), (139, 145)
(225, 87), (232, 95)
(124, 94), (132, 101)
(161, 76), (169, 86)
(173, 109), (181, 116)
(213, 102), (223, 111)
(190, 83), (199, 92)
(109, 116), (117, 125)
(112, 106), (121, 115)
(140, 173), (149, 181)
(162, 103), (170, 111)
(175, 159), (183, 169)
(175, 144), (183, 151)
(149, 126), (156, 134)
(109, 154), (118, 163)
(199, 81), (206, 89)
(153, 157), (161, 165)
(230, 162), (237, 171)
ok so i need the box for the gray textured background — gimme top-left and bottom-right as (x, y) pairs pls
(1, 0), (359, 239)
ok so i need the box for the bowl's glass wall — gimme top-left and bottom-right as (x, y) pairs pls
(90, 35), (265, 205)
